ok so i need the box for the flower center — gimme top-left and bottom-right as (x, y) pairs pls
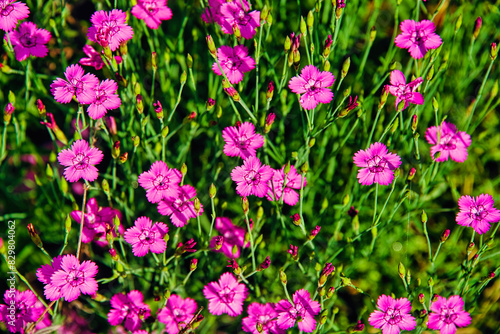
(438, 133), (457, 150)
(367, 155), (387, 173)
(225, 57), (242, 70)
(411, 29), (426, 45)
(66, 268), (85, 287)
(173, 307), (187, 320)
(237, 134), (250, 149)
(440, 307), (458, 324)
(244, 170), (261, 185)
(305, 79), (318, 91)
(384, 308), (402, 325)
(143, 2), (158, 14)
(94, 88), (108, 105)
(139, 229), (156, 244)
(71, 153), (90, 170)
(219, 286), (235, 303)
(19, 33), (36, 48)
(153, 175), (170, 190)
(173, 198), (188, 212)
(470, 205), (488, 221)
(1, 4), (14, 16)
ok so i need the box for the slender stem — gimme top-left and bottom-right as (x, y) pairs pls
(423, 221), (432, 262)
(372, 184), (378, 225)
(77, 185), (89, 260)
(255, 25), (264, 113)
(1, 123), (7, 163)
(167, 80), (187, 124)
(378, 112), (399, 142)
(245, 212), (256, 271)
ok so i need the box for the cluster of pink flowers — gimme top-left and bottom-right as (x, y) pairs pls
(0, 289), (51, 332)
(202, 0), (260, 39)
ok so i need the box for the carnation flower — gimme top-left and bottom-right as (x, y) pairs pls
(353, 142), (402, 186)
(231, 156), (274, 197)
(425, 121), (471, 163)
(131, 0), (173, 30)
(50, 64), (99, 104)
(386, 70), (424, 110)
(123, 216), (168, 257)
(222, 121), (264, 160)
(456, 194), (500, 234)
(158, 294), (198, 334)
(138, 161), (182, 203)
(212, 45), (255, 84)
(0, 0), (30, 32)
(87, 9), (134, 51)
(267, 165), (306, 206)
(368, 295), (416, 334)
(0, 289), (51, 333)
(220, 1), (260, 39)
(57, 139), (104, 183)
(275, 289), (321, 332)
(79, 45), (105, 70)
(107, 290), (151, 332)
(158, 184), (203, 227)
(394, 19), (442, 59)
(201, 0), (226, 24)
(203, 272), (248, 317)
(242, 303), (284, 334)
(7, 21), (51, 61)
(86, 79), (121, 120)
(427, 295), (471, 334)
(210, 217), (249, 258)
(288, 65), (335, 110)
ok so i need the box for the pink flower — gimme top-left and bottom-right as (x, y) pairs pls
(57, 139), (104, 182)
(124, 216), (168, 257)
(289, 65), (335, 110)
(80, 45), (105, 70)
(50, 64), (99, 104)
(201, 0), (225, 24)
(276, 289), (321, 332)
(7, 21), (51, 61)
(87, 79), (121, 120)
(0, 0), (29, 32)
(138, 161), (182, 203)
(456, 194), (500, 234)
(231, 156), (274, 197)
(210, 217), (249, 258)
(394, 19), (442, 59)
(87, 9), (134, 51)
(203, 272), (248, 317)
(220, 1), (260, 39)
(425, 121), (471, 162)
(158, 184), (203, 227)
(267, 165), (306, 206)
(157, 294), (197, 334)
(131, 0), (172, 30)
(242, 303), (284, 334)
(353, 142), (402, 186)
(0, 289), (51, 333)
(222, 121), (264, 160)
(368, 295), (416, 334)
(427, 295), (471, 334)
(386, 70), (424, 110)
(212, 45), (255, 84)
(36, 255), (64, 301)
(107, 290), (151, 332)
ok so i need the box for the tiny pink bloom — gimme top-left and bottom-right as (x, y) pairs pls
(0, 0), (29, 32)
(107, 290), (151, 332)
(276, 289), (321, 332)
(80, 45), (105, 70)
(212, 45), (255, 84)
(368, 295), (416, 334)
(427, 295), (471, 334)
(353, 142), (402, 186)
(138, 161), (182, 203)
(386, 70), (424, 110)
(7, 21), (51, 61)
(222, 121), (264, 160)
(87, 9), (134, 51)
(158, 184), (203, 227)
(210, 217), (249, 258)
(220, 1), (260, 39)
(267, 165), (306, 206)
(87, 79), (121, 120)
(131, 0), (173, 30)
(57, 139), (104, 183)
(0, 289), (51, 333)
(456, 194), (500, 234)
(231, 156), (274, 197)
(242, 303), (284, 334)
(123, 216), (168, 257)
(425, 121), (471, 163)
(203, 272), (248, 317)
(394, 19), (442, 59)
(50, 64), (99, 104)
(288, 65), (335, 110)
(158, 294), (198, 334)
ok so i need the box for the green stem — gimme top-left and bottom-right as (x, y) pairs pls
(245, 212), (256, 271)
(76, 185), (88, 260)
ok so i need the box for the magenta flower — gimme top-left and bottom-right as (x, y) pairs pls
(138, 161), (182, 203)
(7, 21), (51, 61)
(86, 79), (121, 120)
(203, 272), (248, 317)
(158, 184), (203, 228)
(210, 217), (249, 258)
(427, 295), (471, 334)
(0, 289), (51, 333)
(276, 289), (321, 332)
(57, 139), (104, 182)
(131, 0), (172, 29)
(36, 255), (64, 301)
(201, 0), (226, 24)
(50, 64), (99, 104)
(0, 0), (29, 32)
(456, 194), (500, 234)
(212, 45), (255, 84)
(242, 303), (284, 334)
(124, 216), (168, 257)
(425, 121), (471, 162)
(368, 295), (416, 334)
(289, 65), (335, 110)
(231, 156), (274, 197)
(220, 1), (260, 39)
(395, 19), (442, 59)
(353, 142), (402, 186)
(79, 45), (105, 70)
(222, 121), (264, 160)
(87, 9), (134, 51)
(157, 294), (197, 334)
(267, 165), (306, 206)
(107, 290), (151, 332)
(386, 70), (424, 110)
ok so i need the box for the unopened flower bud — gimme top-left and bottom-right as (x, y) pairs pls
(241, 196), (249, 214)
(46, 164), (54, 181)
(190, 258), (198, 271)
(472, 17), (482, 40)
(214, 236), (223, 251)
(162, 125), (169, 138)
(266, 81), (274, 100)
(118, 152), (128, 163)
(102, 179), (110, 194)
(490, 42), (497, 60)
(323, 59), (331, 71)
(153, 100), (164, 119)
(379, 86), (390, 109)
(152, 51), (157, 71)
(335, 6), (342, 19)
(427, 65), (435, 81)
(407, 167), (416, 181)
(187, 53), (193, 68)
(411, 114), (418, 133)
(397, 99), (406, 112)
(132, 135), (140, 147)
(206, 35), (216, 57)
(428, 276), (434, 287)
(256, 322), (263, 334)
(136, 94), (144, 114)
(112, 141), (120, 159)
(180, 70), (187, 84)
(307, 10), (314, 29)
(370, 26), (377, 42)
(300, 162), (308, 174)
(421, 210), (428, 224)
(309, 226), (321, 240)
(27, 223), (42, 248)
(291, 213), (301, 226)
(206, 98), (215, 111)
(398, 262), (405, 279)
(64, 214), (72, 233)
(109, 248), (119, 261)
(440, 229), (450, 242)
(467, 242), (474, 255)
(264, 113), (275, 133)
(293, 50), (301, 70)
(259, 256), (271, 271)
(279, 270), (287, 284)
(308, 137), (316, 148)
(193, 198), (201, 215)
(36, 99), (46, 117)
(284, 36), (291, 52)
(341, 57), (350, 79)
(418, 293), (425, 304)
(300, 16), (307, 35)
(4, 102), (14, 124)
